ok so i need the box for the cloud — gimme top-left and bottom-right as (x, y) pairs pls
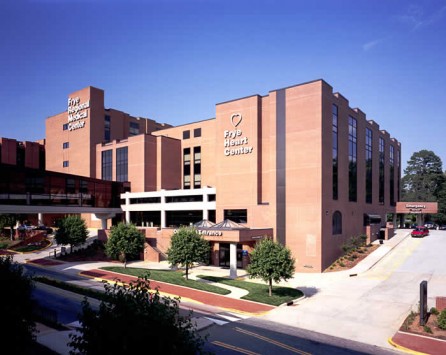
(362, 38), (385, 52)
(398, 4), (446, 31)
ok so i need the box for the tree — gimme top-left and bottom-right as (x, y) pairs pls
(105, 222), (145, 268)
(55, 215), (88, 251)
(401, 150), (445, 202)
(247, 238), (295, 297)
(68, 276), (206, 354)
(167, 227), (210, 280)
(0, 256), (36, 352)
(0, 214), (18, 240)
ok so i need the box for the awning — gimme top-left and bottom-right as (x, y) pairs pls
(364, 214), (382, 225)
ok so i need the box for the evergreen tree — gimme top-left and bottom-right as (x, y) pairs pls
(247, 238), (295, 297)
(167, 227), (210, 280)
(401, 150), (445, 202)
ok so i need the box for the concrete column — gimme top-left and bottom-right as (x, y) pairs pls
(203, 193), (208, 220)
(101, 218), (107, 230)
(161, 211), (166, 228)
(38, 213), (43, 225)
(161, 193), (166, 228)
(229, 242), (237, 279)
(392, 214), (397, 229)
(125, 194), (130, 223)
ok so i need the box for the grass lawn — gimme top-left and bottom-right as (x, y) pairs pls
(197, 275), (303, 306)
(101, 267), (231, 295)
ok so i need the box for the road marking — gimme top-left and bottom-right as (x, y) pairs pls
(235, 327), (312, 355)
(212, 341), (261, 354)
(203, 317), (229, 326)
(217, 312), (248, 322)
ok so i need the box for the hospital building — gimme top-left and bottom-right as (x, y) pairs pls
(27, 79), (401, 272)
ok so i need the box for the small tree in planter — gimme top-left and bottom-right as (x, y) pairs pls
(55, 215), (88, 253)
(247, 238), (295, 297)
(105, 222), (145, 268)
(167, 227), (210, 280)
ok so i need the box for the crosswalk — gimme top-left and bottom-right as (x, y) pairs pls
(199, 311), (250, 326)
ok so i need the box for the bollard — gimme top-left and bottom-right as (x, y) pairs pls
(420, 280), (428, 326)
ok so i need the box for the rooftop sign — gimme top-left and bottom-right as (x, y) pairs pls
(67, 96), (90, 131)
(223, 113), (254, 156)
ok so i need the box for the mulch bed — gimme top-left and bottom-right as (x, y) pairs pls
(323, 244), (379, 272)
(400, 312), (446, 340)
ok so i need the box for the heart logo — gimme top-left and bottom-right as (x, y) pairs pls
(231, 113), (243, 127)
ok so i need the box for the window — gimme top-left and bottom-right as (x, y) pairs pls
(116, 147), (128, 182)
(104, 115), (111, 142)
(379, 137), (385, 204)
(194, 146), (201, 188)
(183, 148), (191, 189)
(365, 128), (373, 204)
(129, 122), (139, 136)
(183, 130), (190, 140)
(16, 143), (25, 167)
(101, 150), (112, 181)
(224, 209), (247, 224)
(390, 145), (395, 206)
(332, 104), (338, 200)
(63, 123), (68, 131)
(194, 128), (201, 138)
(348, 116), (357, 202)
(63, 160), (69, 168)
(332, 211), (342, 235)
(66, 178), (75, 194)
(63, 142), (69, 149)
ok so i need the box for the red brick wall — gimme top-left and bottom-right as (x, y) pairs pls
(436, 297), (446, 311)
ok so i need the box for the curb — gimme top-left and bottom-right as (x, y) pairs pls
(388, 337), (429, 355)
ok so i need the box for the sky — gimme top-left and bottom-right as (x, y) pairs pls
(1, 0), (445, 173)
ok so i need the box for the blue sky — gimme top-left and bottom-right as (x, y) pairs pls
(1, 0), (445, 173)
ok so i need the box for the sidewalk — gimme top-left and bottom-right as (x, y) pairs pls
(23, 229), (442, 354)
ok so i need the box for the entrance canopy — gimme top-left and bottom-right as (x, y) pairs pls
(193, 219), (216, 228)
(209, 219), (248, 230)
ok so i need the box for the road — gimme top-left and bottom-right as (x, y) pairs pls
(200, 318), (400, 354)
(25, 264), (400, 354)
(16, 229), (446, 354)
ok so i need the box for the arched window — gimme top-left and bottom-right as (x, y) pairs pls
(333, 211), (342, 235)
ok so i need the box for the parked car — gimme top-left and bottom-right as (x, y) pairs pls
(439, 225), (446, 230)
(33, 225), (54, 234)
(411, 226), (429, 238)
(424, 222), (437, 229)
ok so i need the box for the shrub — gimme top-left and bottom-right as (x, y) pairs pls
(430, 307), (440, 316)
(438, 309), (446, 330)
(402, 311), (417, 330)
(423, 325), (433, 334)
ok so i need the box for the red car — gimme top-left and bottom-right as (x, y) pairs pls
(411, 226), (429, 238)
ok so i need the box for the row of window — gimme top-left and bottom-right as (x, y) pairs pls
(183, 146), (201, 189)
(332, 104), (399, 205)
(183, 128), (201, 140)
(101, 147), (128, 182)
(128, 194), (217, 205)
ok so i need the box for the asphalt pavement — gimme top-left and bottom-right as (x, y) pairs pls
(9, 228), (446, 354)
